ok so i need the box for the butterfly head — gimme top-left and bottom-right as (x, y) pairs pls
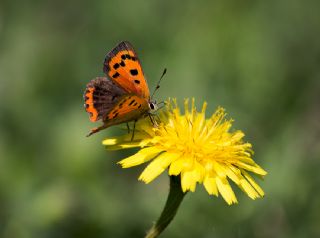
(148, 100), (158, 113)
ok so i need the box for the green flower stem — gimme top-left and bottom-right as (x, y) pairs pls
(145, 175), (187, 238)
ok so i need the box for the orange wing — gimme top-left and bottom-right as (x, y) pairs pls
(103, 95), (149, 126)
(103, 41), (150, 99)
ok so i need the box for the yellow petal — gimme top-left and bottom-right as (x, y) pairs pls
(192, 102), (206, 139)
(139, 152), (180, 183)
(242, 170), (265, 197)
(181, 171), (196, 192)
(235, 161), (267, 175)
(180, 161), (205, 192)
(238, 175), (259, 199)
(168, 158), (184, 175)
(238, 156), (256, 165)
(103, 132), (147, 147)
(216, 176), (238, 205)
(203, 176), (218, 196)
(118, 147), (163, 168)
(224, 166), (241, 185)
(184, 98), (190, 119)
(103, 142), (141, 150)
(102, 138), (117, 145)
(212, 161), (226, 177)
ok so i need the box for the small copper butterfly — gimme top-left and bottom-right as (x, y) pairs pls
(84, 41), (163, 137)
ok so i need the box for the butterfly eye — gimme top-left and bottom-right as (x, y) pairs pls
(149, 102), (158, 111)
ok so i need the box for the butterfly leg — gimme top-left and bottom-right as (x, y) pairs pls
(86, 124), (108, 137)
(148, 114), (158, 128)
(131, 120), (137, 141)
(126, 123), (130, 134)
(154, 114), (161, 124)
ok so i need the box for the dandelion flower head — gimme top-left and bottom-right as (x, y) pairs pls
(103, 98), (267, 205)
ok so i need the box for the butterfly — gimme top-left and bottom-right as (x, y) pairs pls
(84, 41), (164, 137)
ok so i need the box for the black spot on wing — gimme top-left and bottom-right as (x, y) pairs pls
(120, 61), (125, 67)
(113, 63), (120, 69)
(112, 72), (120, 78)
(103, 41), (136, 74)
(130, 69), (138, 76)
(134, 79), (140, 84)
(129, 99), (135, 106)
(121, 54), (133, 61)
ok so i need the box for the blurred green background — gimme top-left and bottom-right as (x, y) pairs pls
(1, 0), (320, 237)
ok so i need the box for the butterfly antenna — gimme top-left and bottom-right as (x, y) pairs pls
(151, 68), (167, 99)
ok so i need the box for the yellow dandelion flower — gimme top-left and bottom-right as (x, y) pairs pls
(103, 98), (267, 205)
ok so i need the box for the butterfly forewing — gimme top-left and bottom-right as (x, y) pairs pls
(103, 41), (150, 99)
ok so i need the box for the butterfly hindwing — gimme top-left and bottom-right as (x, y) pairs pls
(103, 41), (150, 99)
(104, 95), (149, 125)
(84, 77), (126, 122)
